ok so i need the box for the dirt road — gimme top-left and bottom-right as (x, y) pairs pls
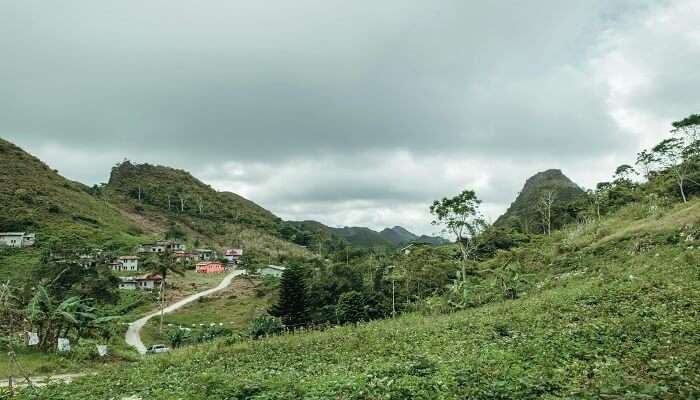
(125, 269), (244, 354)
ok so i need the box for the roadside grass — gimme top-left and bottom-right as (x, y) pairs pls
(140, 277), (276, 348)
(16, 238), (700, 399)
(0, 340), (138, 378)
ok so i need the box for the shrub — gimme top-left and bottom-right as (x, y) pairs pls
(335, 291), (367, 324)
(247, 315), (284, 339)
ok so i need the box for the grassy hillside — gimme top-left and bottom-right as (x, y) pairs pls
(103, 160), (309, 259)
(18, 198), (700, 399)
(0, 139), (154, 280)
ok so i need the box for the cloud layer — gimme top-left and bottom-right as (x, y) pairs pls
(2, 0), (699, 234)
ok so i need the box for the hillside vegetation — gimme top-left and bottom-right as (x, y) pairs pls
(103, 161), (309, 259)
(0, 139), (153, 279)
(495, 169), (585, 233)
(17, 197), (700, 399)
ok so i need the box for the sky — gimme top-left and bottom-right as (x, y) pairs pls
(2, 0), (700, 236)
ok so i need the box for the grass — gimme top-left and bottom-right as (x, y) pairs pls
(14, 200), (700, 399)
(140, 277), (276, 347)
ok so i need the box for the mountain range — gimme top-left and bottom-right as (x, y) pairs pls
(0, 138), (447, 260)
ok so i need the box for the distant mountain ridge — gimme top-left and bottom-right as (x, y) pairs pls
(287, 221), (448, 248)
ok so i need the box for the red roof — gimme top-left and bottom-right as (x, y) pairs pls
(225, 249), (243, 256)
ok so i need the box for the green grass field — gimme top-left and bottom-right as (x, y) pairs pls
(140, 277), (276, 347)
(14, 200), (700, 399)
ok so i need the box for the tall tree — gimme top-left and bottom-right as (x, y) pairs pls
(144, 251), (185, 334)
(672, 113), (700, 146)
(652, 137), (690, 203)
(635, 149), (657, 180)
(430, 190), (488, 280)
(270, 264), (309, 327)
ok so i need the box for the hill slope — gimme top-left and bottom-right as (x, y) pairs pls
(104, 160), (308, 258)
(495, 169), (585, 232)
(0, 138), (153, 279)
(23, 199), (700, 399)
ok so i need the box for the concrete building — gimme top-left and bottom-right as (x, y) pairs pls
(224, 248), (243, 264)
(118, 274), (162, 290)
(113, 256), (138, 271)
(0, 232), (35, 248)
(259, 265), (285, 277)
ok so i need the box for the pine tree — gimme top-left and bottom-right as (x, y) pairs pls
(270, 264), (309, 327)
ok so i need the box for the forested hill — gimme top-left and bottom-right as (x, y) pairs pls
(0, 138), (149, 252)
(0, 139), (309, 266)
(103, 160), (307, 258)
(495, 169), (585, 233)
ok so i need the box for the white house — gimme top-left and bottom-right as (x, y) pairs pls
(196, 249), (217, 261)
(118, 274), (162, 290)
(114, 256), (138, 271)
(0, 232), (35, 248)
(164, 241), (186, 251)
(259, 265), (285, 277)
(224, 248), (243, 264)
(138, 243), (166, 253)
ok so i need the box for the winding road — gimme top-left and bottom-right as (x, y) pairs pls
(125, 269), (244, 354)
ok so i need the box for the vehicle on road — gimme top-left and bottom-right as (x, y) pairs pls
(147, 344), (170, 354)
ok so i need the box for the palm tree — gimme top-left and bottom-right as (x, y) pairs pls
(144, 250), (185, 334)
(26, 285), (97, 350)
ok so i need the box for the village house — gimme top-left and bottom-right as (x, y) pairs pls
(173, 250), (194, 263)
(78, 254), (96, 268)
(196, 261), (225, 273)
(111, 255), (138, 271)
(195, 248), (218, 261)
(259, 265), (285, 277)
(139, 240), (186, 253)
(224, 248), (243, 264)
(118, 274), (163, 290)
(0, 232), (36, 248)
(138, 242), (166, 253)
(163, 240), (186, 251)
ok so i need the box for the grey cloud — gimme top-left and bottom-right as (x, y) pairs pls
(1, 0), (695, 235)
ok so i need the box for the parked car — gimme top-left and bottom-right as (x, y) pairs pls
(147, 344), (170, 354)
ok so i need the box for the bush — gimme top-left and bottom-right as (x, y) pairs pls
(247, 315), (284, 339)
(335, 291), (367, 324)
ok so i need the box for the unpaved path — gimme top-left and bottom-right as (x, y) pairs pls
(125, 269), (244, 354)
(0, 373), (90, 388)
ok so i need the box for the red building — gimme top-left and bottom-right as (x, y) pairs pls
(196, 261), (225, 273)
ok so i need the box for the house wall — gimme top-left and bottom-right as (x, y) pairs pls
(260, 268), (283, 277)
(0, 236), (23, 248)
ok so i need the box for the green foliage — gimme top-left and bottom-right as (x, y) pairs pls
(335, 291), (367, 324)
(247, 315), (284, 339)
(270, 264), (309, 327)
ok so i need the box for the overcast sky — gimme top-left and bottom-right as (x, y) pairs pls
(2, 0), (699, 235)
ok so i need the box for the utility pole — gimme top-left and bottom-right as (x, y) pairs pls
(392, 277), (396, 318)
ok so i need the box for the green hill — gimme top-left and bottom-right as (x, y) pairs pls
(21, 197), (700, 399)
(0, 139), (309, 281)
(495, 169), (586, 233)
(0, 138), (153, 279)
(103, 160), (308, 258)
